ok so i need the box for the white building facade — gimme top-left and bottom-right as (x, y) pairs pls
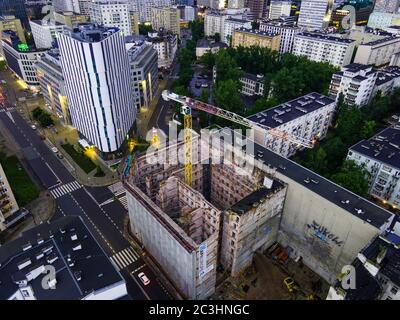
(354, 36), (400, 67)
(89, 1), (131, 35)
(58, 25), (136, 154)
(29, 20), (65, 49)
(260, 22), (300, 53)
(223, 17), (252, 44)
(269, 0), (292, 20)
(146, 31), (177, 69)
(293, 32), (356, 67)
(297, 0), (334, 30)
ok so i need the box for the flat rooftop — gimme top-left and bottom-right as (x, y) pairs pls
(350, 126), (400, 170)
(234, 27), (279, 37)
(343, 63), (373, 73)
(230, 180), (285, 215)
(68, 24), (120, 42)
(217, 128), (393, 229)
(363, 36), (400, 46)
(241, 72), (264, 82)
(247, 92), (335, 128)
(0, 216), (125, 300)
(375, 66), (400, 86)
(296, 32), (355, 44)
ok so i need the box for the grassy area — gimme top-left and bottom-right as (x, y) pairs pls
(0, 153), (39, 207)
(61, 144), (96, 174)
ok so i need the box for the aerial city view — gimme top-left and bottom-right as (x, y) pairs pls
(0, 0), (400, 308)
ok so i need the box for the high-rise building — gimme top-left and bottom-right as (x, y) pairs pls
(130, 11), (140, 35)
(223, 17), (252, 44)
(0, 0), (28, 28)
(53, 0), (81, 14)
(128, 0), (173, 23)
(29, 20), (65, 49)
(228, 0), (245, 8)
(78, 0), (93, 16)
(269, 0), (292, 20)
(374, 0), (400, 14)
(0, 163), (19, 231)
(89, 0), (131, 35)
(245, 0), (266, 19)
(53, 11), (89, 27)
(150, 7), (180, 36)
(125, 37), (159, 111)
(35, 49), (70, 124)
(298, 0), (334, 30)
(145, 30), (177, 68)
(58, 25), (136, 154)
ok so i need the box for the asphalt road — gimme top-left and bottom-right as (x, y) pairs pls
(0, 95), (171, 300)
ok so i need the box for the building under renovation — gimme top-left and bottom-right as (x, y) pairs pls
(125, 127), (394, 299)
(124, 132), (287, 299)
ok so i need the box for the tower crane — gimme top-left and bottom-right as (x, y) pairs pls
(162, 90), (315, 187)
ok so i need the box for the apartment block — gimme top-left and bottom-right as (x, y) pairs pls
(145, 30), (177, 68)
(0, 163), (19, 231)
(130, 11), (140, 35)
(374, 0), (400, 13)
(297, 0), (333, 30)
(259, 20), (301, 53)
(329, 63), (377, 107)
(223, 17), (252, 44)
(231, 28), (280, 51)
(196, 39), (228, 58)
(347, 126), (400, 208)
(240, 73), (265, 96)
(368, 11), (400, 29)
(151, 7), (180, 37)
(29, 20), (65, 49)
(53, 11), (89, 27)
(247, 92), (336, 158)
(126, 37), (159, 111)
(292, 32), (356, 67)
(89, 0), (131, 35)
(204, 11), (228, 37)
(354, 36), (400, 67)
(35, 49), (69, 125)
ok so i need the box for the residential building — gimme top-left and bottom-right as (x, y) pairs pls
(374, 66), (400, 95)
(0, 163), (20, 231)
(385, 25), (400, 35)
(297, 0), (334, 30)
(89, 0), (131, 35)
(248, 92), (336, 157)
(29, 20), (65, 49)
(292, 32), (356, 67)
(145, 30), (177, 68)
(126, 37), (159, 111)
(58, 25), (136, 154)
(195, 38), (228, 58)
(210, 0), (226, 9)
(35, 49), (70, 124)
(240, 73), (265, 96)
(53, 0), (81, 13)
(368, 11), (400, 29)
(329, 63), (377, 107)
(53, 11), (89, 27)
(150, 7), (180, 36)
(2, 32), (45, 89)
(204, 11), (228, 37)
(175, 5), (197, 21)
(0, 215), (128, 300)
(347, 126), (400, 208)
(0, 0), (28, 28)
(78, 0), (92, 16)
(260, 20), (300, 53)
(354, 36), (400, 67)
(374, 0), (400, 13)
(128, 0), (174, 24)
(223, 17), (252, 44)
(269, 0), (291, 20)
(231, 28), (280, 51)
(327, 226), (400, 300)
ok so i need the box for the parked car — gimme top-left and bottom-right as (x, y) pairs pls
(57, 153), (63, 159)
(31, 125), (36, 130)
(51, 147), (58, 153)
(138, 272), (150, 286)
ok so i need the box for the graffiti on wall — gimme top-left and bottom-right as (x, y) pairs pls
(305, 220), (343, 247)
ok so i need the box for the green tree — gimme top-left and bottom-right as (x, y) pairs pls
(331, 160), (369, 197)
(360, 120), (376, 139)
(214, 79), (244, 115)
(214, 32), (221, 42)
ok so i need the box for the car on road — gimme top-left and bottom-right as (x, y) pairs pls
(57, 153), (64, 159)
(51, 147), (58, 153)
(138, 272), (150, 286)
(31, 125), (37, 130)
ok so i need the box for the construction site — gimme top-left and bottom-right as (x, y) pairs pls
(124, 130), (288, 299)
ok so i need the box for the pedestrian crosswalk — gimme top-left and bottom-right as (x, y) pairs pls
(50, 181), (82, 199)
(110, 247), (140, 270)
(118, 195), (128, 210)
(108, 181), (128, 209)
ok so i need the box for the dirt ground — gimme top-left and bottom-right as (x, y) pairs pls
(213, 252), (330, 300)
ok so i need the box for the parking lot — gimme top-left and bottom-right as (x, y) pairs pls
(189, 66), (212, 98)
